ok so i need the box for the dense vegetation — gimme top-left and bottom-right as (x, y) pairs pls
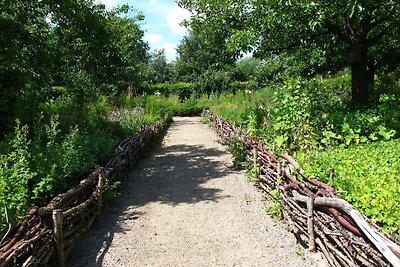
(1, 0), (399, 238)
(207, 76), (400, 235)
(0, 1), (186, 228)
(171, 0), (400, 236)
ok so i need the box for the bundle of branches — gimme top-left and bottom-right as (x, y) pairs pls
(0, 207), (53, 267)
(206, 110), (400, 267)
(0, 119), (167, 267)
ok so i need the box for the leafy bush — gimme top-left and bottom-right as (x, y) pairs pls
(229, 81), (256, 93)
(194, 69), (233, 96)
(149, 83), (194, 100)
(297, 140), (400, 235)
(209, 90), (268, 125)
(0, 94), (171, 229)
(224, 137), (247, 169)
(210, 75), (400, 235)
(108, 108), (146, 133)
(213, 77), (397, 153)
(0, 122), (35, 227)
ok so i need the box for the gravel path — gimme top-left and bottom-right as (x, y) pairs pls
(68, 117), (327, 267)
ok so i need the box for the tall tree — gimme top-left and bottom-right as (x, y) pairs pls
(145, 49), (172, 84)
(0, 0), (55, 133)
(51, 3), (148, 97)
(0, 0), (149, 136)
(178, 0), (400, 105)
(175, 25), (238, 82)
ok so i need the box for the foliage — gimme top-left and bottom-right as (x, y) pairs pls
(107, 108), (146, 134)
(229, 81), (255, 93)
(148, 83), (194, 100)
(210, 92), (250, 124)
(144, 49), (172, 84)
(0, 114), (116, 227)
(224, 137), (247, 169)
(235, 57), (262, 81)
(0, 122), (35, 227)
(0, 1), (148, 137)
(0, 93), (173, 229)
(210, 74), (400, 235)
(297, 140), (400, 235)
(243, 156), (260, 183)
(212, 77), (398, 153)
(174, 24), (238, 83)
(178, 0), (400, 105)
(193, 68), (234, 96)
(264, 189), (283, 220)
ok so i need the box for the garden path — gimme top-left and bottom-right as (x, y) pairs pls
(67, 117), (327, 267)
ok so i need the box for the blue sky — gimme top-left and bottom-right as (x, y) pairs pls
(100, 0), (191, 61)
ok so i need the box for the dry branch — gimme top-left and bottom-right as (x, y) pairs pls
(39, 170), (99, 217)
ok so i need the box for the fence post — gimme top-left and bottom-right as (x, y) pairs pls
(128, 143), (132, 169)
(253, 147), (260, 180)
(52, 209), (65, 267)
(117, 153), (122, 180)
(307, 195), (316, 252)
(97, 168), (105, 214)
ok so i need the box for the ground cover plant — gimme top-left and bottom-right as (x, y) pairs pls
(297, 140), (400, 235)
(210, 75), (400, 236)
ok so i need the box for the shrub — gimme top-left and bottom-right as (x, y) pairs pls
(149, 83), (194, 100)
(229, 81), (257, 93)
(0, 122), (35, 228)
(297, 140), (400, 235)
(193, 69), (233, 96)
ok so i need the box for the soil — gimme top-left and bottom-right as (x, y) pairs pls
(67, 117), (327, 267)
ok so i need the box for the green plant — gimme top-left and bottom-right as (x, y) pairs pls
(264, 189), (283, 220)
(298, 139), (400, 235)
(107, 108), (146, 133)
(149, 83), (194, 100)
(194, 69), (233, 96)
(243, 154), (261, 183)
(208, 75), (400, 236)
(0, 121), (35, 228)
(224, 137), (247, 169)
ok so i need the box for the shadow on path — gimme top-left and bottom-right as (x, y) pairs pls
(67, 121), (233, 266)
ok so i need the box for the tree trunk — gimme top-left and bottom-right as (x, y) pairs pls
(349, 44), (368, 106)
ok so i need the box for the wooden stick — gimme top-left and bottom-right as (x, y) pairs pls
(62, 195), (95, 220)
(97, 168), (105, 214)
(39, 170), (99, 217)
(292, 191), (400, 266)
(307, 194), (316, 252)
(52, 209), (65, 267)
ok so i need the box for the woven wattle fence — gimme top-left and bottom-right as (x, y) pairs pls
(0, 118), (170, 267)
(206, 110), (400, 267)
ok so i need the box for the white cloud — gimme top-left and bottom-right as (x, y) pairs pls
(144, 33), (163, 44)
(149, 0), (158, 4)
(166, 8), (191, 35)
(100, 0), (119, 7)
(159, 43), (177, 62)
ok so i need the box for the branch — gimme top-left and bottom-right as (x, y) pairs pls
(259, 31), (327, 54)
(326, 23), (351, 45)
(367, 26), (395, 46)
(292, 191), (400, 266)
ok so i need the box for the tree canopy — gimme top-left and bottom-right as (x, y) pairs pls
(145, 49), (172, 84)
(0, 0), (148, 135)
(177, 0), (400, 105)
